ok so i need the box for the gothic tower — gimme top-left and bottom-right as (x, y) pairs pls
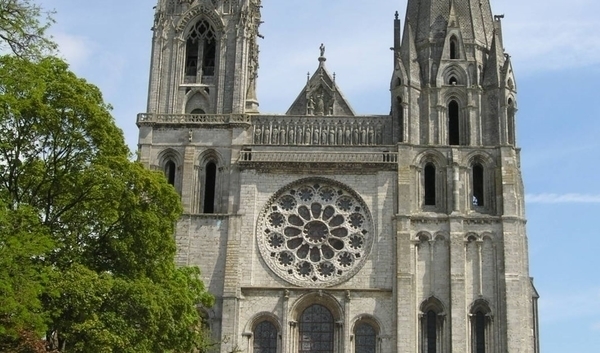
(137, 0), (538, 352)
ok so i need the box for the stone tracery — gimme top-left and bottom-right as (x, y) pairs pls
(257, 178), (374, 287)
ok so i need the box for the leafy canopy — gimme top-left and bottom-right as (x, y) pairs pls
(0, 0), (56, 59)
(0, 55), (214, 352)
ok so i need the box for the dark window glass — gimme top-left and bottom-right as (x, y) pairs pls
(473, 164), (484, 207)
(475, 311), (486, 353)
(203, 39), (216, 76)
(355, 323), (376, 353)
(424, 164), (436, 206)
(165, 160), (176, 186)
(203, 161), (217, 213)
(299, 304), (334, 353)
(254, 321), (277, 353)
(448, 101), (460, 145)
(426, 310), (437, 353)
(450, 37), (458, 59)
(191, 108), (206, 114)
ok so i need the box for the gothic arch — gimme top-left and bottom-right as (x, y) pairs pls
(195, 149), (225, 214)
(157, 148), (183, 191)
(415, 150), (448, 211)
(439, 64), (468, 87)
(184, 88), (211, 113)
(350, 314), (383, 336)
(433, 232), (449, 242)
(176, 5), (225, 35)
(419, 296), (447, 353)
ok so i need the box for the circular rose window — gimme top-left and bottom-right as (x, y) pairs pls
(257, 178), (374, 287)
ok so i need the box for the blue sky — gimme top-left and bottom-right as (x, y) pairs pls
(40, 0), (600, 351)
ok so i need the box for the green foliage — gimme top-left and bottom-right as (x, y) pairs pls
(0, 56), (213, 352)
(0, 0), (56, 59)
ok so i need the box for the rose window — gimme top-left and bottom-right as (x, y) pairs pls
(257, 178), (374, 287)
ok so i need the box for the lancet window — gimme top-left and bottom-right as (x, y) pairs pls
(253, 321), (278, 353)
(355, 322), (377, 353)
(448, 100), (460, 145)
(185, 20), (217, 80)
(299, 305), (334, 353)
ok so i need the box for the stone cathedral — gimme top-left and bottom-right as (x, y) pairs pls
(137, 0), (540, 352)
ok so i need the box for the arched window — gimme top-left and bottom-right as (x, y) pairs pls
(164, 160), (176, 186)
(299, 304), (334, 353)
(420, 298), (444, 353)
(253, 321), (278, 353)
(355, 322), (377, 353)
(450, 36), (458, 59)
(507, 99), (515, 145)
(474, 311), (486, 353)
(449, 76), (458, 85)
(203, 161), (217, 213)
(472, 163), (484, 207)
(191, 108), (206, 114)
(424, 163), (436, 206)
(185, 20), (216, 80)
(426, 310), (437, 353)
(448, 101), (460, 145)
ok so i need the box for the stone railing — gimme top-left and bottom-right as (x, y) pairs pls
(238, 150), (398, 165)
(250, 115), (392, 146)
(136, 113), (251, 126)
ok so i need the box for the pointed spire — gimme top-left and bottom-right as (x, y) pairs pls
(482, 29), (504, 88)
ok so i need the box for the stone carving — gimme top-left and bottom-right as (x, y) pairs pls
(320, 43), (326, 57)
(252, 117), (387, 146)
(256, 178), (374, 287)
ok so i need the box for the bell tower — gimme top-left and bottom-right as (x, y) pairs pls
(147, 0), (261, 115)
(391, 1), (537, 352)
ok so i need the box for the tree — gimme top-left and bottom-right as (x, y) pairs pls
(0, 55), (214, 352)
(0, 0), (56, 59)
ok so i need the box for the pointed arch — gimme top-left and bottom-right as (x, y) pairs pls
(420, 297), (446, 353)
(424, 163), (436, 206)
(157, 148), (183, 193)
(449, 35), (459, 59)
(184, 88), (211, 114)
(184, 19), (217, 80)
(507, 98), (516, 145)
(469, 299), (493, 353)
(448, 100), (460, 145)
(196, 149), (224, 214)
(414, 150), (448, 212)
(465, 152), (497, 212)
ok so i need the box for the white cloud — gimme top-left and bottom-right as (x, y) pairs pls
(52, 31), (95, 70)
(526, 193), (600, 204)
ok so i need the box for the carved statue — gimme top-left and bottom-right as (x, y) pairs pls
(307, 96), (315, 115)
(320, 43), (326, 57)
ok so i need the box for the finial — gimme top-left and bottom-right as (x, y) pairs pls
(395, 11), (399, 20)
(307, 72), (310, 83)
(333, 72), (336, 82)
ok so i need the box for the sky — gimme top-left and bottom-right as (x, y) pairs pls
(39, 0), (600, 351)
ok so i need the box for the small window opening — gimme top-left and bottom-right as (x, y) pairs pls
(507, 99), (515, 145)
(424, 163), (436, 206)
(426, 310), (437, 353)
(355, 323), (377, 353)
(253, 321), (277, 353)
(449, 76), (458, 85)
(203, 161), (217, 213)
(448, 100), (460, 145)
(472, 163), (484, 207)
(450, 37), (458, 59)
(474, 311), (486, 353)
(165, 160), (176, 186)
(191, 108), (206, 115)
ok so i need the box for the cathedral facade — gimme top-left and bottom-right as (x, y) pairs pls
(137, 1), (540, 352)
